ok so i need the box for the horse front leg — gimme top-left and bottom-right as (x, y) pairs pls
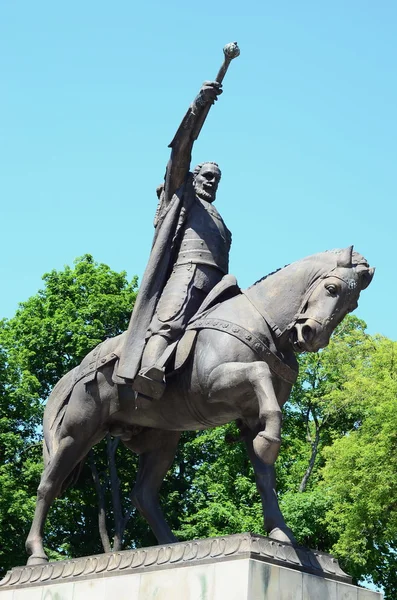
(242, 427), (296, 545)
(209, 362), (283, 464)
(124, 429), (181, 545)
(208, 361), (294, 543)
(248, 362), (284, 464)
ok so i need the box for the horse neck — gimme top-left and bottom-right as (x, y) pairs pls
(245, 257), (329, 337)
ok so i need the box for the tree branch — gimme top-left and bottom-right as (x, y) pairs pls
(123, 506), (134, 531)
(299, 410), (321, 493)
(305, 405), (312, 444)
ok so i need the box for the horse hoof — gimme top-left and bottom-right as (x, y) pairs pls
(268, 527), (297, 545)
(27, 555), (48, 566)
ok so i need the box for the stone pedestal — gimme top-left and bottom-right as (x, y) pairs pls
(0, 533), (382, 599)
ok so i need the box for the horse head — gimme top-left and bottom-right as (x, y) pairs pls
(288, 246), (375, 353)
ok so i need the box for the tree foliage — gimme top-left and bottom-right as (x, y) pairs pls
(0, 255), (138, 572)
(321, 336), (397, 598)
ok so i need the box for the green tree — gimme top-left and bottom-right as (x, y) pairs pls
(277, 322), (397, 598)
(171, 426), (263, 540)
(0, 255), (138, 573)
(0, 339), (42, 571)
(277, 316), (371, 549)
(322, 336), (397, 598)
(5, 254), (137, 395)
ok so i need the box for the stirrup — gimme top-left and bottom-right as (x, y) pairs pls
(132, 366), (166, 400)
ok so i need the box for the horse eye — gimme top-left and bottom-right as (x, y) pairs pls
(326, 284), (337, 296)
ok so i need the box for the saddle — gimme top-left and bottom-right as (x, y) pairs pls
(135, 274), (241, 381)
(129, 274), (241, 398)
(174, 274), (240, 371)
(70, 276), (241, 399)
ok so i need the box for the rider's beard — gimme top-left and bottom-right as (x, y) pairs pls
(195, 185), (216, 202)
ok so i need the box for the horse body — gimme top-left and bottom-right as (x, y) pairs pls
(26, 248), (374, 565)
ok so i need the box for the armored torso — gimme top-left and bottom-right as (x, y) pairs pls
(175, 197), (231, 274)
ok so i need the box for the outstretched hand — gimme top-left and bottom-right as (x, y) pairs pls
(198, 81), (223, 105)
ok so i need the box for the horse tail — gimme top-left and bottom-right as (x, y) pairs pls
(43, 366), (86, 494)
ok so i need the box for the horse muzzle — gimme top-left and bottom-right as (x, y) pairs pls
(290, 318), (330, 353)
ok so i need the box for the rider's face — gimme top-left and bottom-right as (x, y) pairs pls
(194, 164), (221, 203)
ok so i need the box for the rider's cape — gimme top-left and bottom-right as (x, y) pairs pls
(116, 175), (196, 381)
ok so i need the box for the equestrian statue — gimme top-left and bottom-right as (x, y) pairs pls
(25, 43), (374, 565)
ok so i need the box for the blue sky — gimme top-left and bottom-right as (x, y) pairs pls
(1, 1), (396, 340)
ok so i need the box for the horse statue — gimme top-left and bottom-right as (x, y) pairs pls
(25, 246), (374, 565)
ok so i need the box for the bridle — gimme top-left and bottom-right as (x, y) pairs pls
(243, 267), (359, 338)
(285, 269), (359, 332)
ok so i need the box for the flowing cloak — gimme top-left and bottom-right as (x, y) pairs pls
(116, 176), (196, 381)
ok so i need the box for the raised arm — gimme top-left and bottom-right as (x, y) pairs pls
(162, 81), (222, 206)
(162, 42), (240, 206)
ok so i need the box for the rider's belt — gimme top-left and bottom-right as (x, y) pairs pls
(175, 234), (229, 274)
(186, 317), (298, 385)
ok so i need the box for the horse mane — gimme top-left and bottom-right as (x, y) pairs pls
(251, 265), (289, 287)
(250, 248), (370, 289)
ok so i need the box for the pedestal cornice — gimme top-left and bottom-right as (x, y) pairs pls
(0, 532), (351, 590)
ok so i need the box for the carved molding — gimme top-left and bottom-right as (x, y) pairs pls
(0, 533), (350, 589)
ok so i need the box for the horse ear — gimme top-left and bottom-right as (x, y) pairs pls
(360, 266), (375, 290)
(337, 245), (353, 268)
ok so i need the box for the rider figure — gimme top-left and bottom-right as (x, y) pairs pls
(116, 81), (231, 399)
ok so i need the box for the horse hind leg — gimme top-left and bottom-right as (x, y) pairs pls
(26, 435), (85, 564)
(124, 429), (181, 545)
(26, 378), (109, 565)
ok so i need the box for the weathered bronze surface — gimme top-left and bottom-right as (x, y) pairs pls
(24, 44), (374, 569)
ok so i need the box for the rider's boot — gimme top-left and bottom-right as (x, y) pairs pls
(132, 335), (169, 400)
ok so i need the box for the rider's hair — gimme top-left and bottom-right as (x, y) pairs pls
(193, 162), (222, 180)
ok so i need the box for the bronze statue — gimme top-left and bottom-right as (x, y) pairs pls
(25, 246), (374, 565)
(21, 41), (375, 569)
(116, 42), (241, 400)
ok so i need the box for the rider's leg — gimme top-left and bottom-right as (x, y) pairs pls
(133, 334), (171, 399)
(133, 266), (195, 398)
(135, 265), (223, 399)
(134, 266), (206, 398)
(140, 334), (169, 372)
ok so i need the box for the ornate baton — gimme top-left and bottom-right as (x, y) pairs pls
(191, 42), (240, 141)
(169, 42), (240, 148)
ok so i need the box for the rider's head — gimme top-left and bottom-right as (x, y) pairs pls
(193, 162), (221, 203)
